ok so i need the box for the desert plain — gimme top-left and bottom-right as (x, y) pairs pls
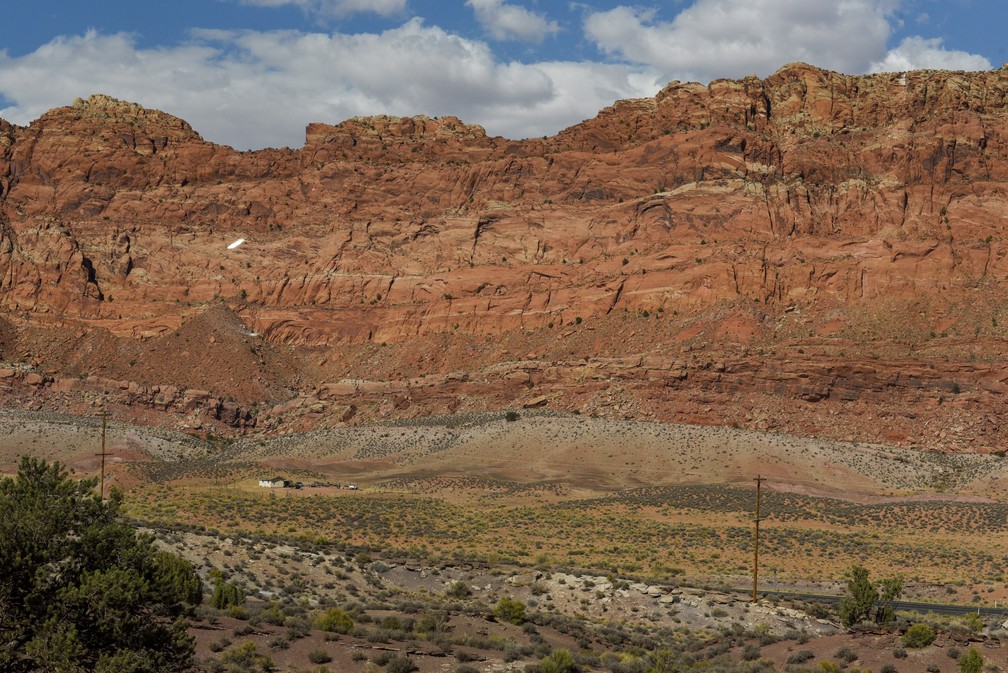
(3, 62), (1008, 672)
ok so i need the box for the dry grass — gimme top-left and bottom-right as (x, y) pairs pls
(5, 407), (1007, 596)
(126, 480), (1008, 596)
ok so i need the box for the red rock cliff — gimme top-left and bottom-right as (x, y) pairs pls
(0, 65), (1006, 449)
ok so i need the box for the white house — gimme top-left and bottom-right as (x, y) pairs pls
(258, 476), (287, 488)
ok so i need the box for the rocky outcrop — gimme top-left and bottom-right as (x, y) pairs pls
(1, 67), (1008, 446)
(0, 344), (1000, 450)
(0, 367), (255, 432)
(1, 68), (1007, 335)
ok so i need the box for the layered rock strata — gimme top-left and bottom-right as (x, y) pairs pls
(0, 65), (1007, 448)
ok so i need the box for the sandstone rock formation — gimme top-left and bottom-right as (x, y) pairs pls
(1, 64), (1007, 450)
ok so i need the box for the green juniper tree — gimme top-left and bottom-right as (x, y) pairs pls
(839, 565), (877, 627)
(959, 647), (984, 673)
(839, 564), (903, 628)
(0, 456), (203, 672)
(211, 576), (245, 610)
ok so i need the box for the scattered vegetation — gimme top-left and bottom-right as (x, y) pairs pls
(538, 648), (576, 673)
(215, 640), (273, 673)
(316, 607), (354, 634)
(16, 417), (1008, 673)
(494, 597), (527, 625)
(903, 623), (936, 648)
(959, 647), (984, 673)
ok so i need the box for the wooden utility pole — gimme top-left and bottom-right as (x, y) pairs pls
(97, 411), (108, 500)
(752, 474), (765, 603)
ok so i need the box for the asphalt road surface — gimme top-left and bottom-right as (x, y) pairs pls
(752, 590), (1008, 618)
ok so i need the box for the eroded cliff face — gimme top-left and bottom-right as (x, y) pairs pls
(0, 65), (1007, 448)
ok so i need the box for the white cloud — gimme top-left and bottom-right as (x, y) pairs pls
(584, 0), (900, 81)
(466, 0), (559, 43)
(0, 24), (655, 150)
(470, 59), (663, 138)
(583, 0), (992, 84)
(870, 36), (992, 73)
(235, 0), (407, 18)
(0, 2), (991, 152)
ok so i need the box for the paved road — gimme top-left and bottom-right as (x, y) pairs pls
(740, 589), (1008, 618)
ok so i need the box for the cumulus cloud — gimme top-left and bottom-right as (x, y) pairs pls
(584, 0), (901, 81)
(583, 0), (992, 84)
(1, 1), (991, 152)
(0, 24), (655, 149)
(235, 0), (407, 18)
(466, 0), (559, 43)
(870, 36), (992, 73)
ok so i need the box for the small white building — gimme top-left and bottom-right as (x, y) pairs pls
(258, 476), (287, 488)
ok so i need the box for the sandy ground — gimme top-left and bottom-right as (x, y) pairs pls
(2, 408), (1002, 503)
(8, 406), (1008, 672)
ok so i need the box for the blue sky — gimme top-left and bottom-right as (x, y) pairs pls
(0, 1), (1003, 149)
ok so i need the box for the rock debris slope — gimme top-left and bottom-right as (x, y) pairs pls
(0, 64), (1007, 449)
